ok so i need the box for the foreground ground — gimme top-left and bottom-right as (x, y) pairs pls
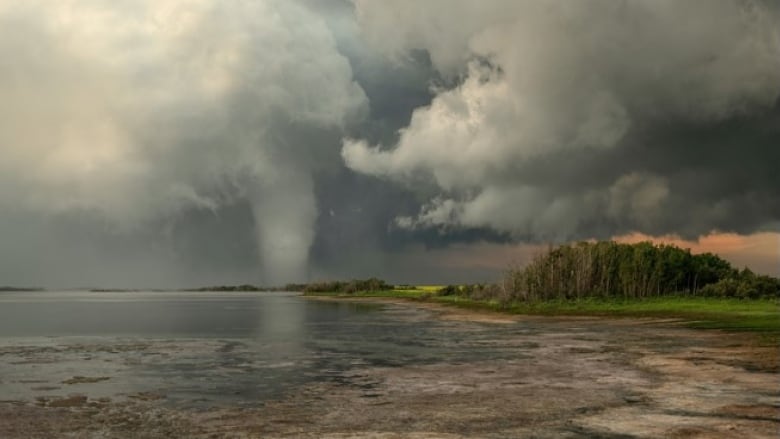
(1, 298), (778, 438)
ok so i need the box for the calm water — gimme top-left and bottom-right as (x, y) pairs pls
(0, 291), (529, 407)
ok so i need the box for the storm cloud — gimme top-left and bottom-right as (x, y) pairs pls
(0, 0), (778, 287)
(0, 0), (365, 285)
(344, 0), (780, 241)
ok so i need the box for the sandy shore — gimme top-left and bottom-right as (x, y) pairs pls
(1, 298), (777, 438)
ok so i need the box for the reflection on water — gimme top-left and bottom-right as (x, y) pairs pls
(0, 291), (526, 407)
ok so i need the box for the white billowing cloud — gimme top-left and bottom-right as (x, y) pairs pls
(0, 0), (366, 283)
(395, 173), (669, 241)
(344, 0), (780, 239)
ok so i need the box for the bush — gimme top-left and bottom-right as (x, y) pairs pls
(437, 283), (509, 303)
(437, 285), (461, 296)
(698, 271), (780, 299)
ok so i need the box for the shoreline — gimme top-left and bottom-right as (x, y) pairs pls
(1, 294), (778, 437)
(303, 292), (780, 339)
(304, 294), (694, 327)
(304, 293), (779, 372)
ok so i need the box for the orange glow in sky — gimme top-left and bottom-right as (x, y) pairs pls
(613, 232), (779, 276)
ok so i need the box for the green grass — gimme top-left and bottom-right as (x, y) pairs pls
(413, 285), (445, 292)
(304, 289), (780, 339)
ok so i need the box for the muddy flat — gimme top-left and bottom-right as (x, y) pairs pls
(0, 293), (777, 438)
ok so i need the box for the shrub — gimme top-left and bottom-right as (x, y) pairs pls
(437, 285), (461, 296)
(698, 271), (780, 299)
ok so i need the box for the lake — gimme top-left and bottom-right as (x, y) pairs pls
(0, 291), (524, 407)
(1, 291), (777, 438)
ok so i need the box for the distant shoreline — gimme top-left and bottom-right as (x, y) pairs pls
(0, 287), (45, 292)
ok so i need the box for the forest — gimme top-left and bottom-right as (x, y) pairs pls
(439, 241), (780, 302)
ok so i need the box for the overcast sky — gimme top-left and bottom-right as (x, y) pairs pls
(1, 0), (778, 288)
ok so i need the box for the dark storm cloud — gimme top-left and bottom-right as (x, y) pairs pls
(462, 99), (780, 241)
(345, 0), (780, 243)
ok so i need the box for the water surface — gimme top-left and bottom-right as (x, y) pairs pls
(0, 291), (527, 407)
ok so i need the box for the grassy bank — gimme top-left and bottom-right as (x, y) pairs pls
(305, 288), (780, 339)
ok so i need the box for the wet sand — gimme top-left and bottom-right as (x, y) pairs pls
(1, 298), (777, 438)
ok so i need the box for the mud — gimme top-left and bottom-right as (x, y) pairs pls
(0, 299), (777, 438)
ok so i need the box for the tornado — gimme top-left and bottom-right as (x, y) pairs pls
(249, 172), (316, 285)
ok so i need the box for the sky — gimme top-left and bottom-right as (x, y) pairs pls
(0, 0), (778, 288)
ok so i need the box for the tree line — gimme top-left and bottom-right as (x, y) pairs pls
(302, 278), (392, 294)
(442, 241), (779, 302)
